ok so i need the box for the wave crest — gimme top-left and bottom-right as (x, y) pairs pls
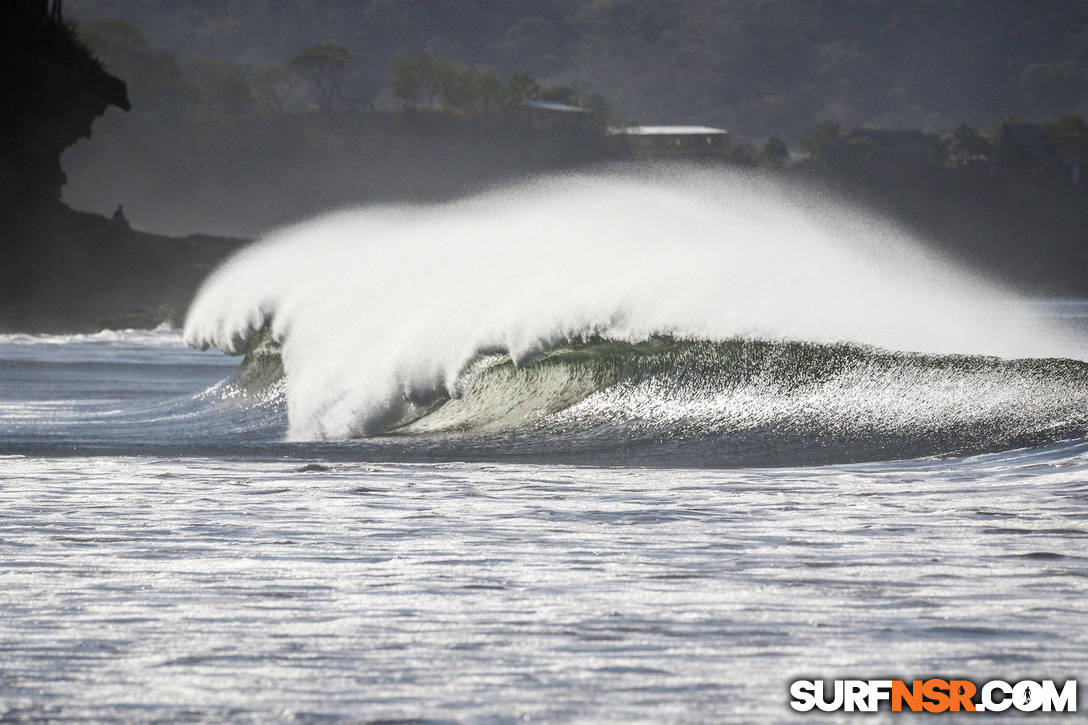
(184, 167), (1083, 452)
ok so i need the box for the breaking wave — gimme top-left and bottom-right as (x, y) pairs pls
(227, 334), (1088, 466)
(184, 166), (1088, 465)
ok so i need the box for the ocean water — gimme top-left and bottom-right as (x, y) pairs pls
(3, 170), (1088, 722)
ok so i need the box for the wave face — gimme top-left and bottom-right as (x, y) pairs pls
(184, 166), (1086, 462)
(228, 336), (1088, 466)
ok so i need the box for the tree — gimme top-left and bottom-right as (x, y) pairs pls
(289, 44), (351, 111)
(391, 54), (542, 117)
(506, 72), (540, 104)
(391, 54), (447, 109)
(434, 62), (510, 116)
(468, 69), (506, 115)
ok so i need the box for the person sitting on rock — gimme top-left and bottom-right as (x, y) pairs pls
(112, 204), (129, 227)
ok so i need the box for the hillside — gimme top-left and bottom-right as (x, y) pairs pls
(65, 0), (1088, 135)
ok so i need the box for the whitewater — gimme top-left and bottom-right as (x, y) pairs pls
(184, 168), (1088, 464)
(2, 168), (1086, 722)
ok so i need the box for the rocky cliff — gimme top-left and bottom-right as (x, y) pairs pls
(0, 1), (241, 332)
(0, 0), (130, 213)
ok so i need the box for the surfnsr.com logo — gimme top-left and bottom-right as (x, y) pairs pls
(789, 679), (1077, 713)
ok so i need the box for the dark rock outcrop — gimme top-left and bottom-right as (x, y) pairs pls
(0, 0), (129, 214)
(0, 1), (241, 332)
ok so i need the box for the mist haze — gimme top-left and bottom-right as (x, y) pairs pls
(60, 1), (1088, 238)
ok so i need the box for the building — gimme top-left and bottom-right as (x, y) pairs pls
(608, 125), (730, 158)
(512, 99), (591, 132)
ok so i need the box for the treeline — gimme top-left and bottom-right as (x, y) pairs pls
(789, 115), (1088, 171)
(73, 21), (604, 124)
(65, 0), (1088, 136)
(61, 22), (613, 237)
(389, 54), (608, 119)
(54, 1), (1088, 296)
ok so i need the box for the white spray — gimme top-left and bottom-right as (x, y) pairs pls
(184, 167), (1076, 440)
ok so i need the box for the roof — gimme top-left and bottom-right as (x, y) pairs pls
(608, 125), (729, 136)
(520, 99), (590, 114)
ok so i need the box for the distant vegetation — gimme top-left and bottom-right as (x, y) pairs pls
(65, 0), (1088, 135)
(72, 19), (607, 123)
(61, 20), (615, 237)
(56, 0), (1088, 283)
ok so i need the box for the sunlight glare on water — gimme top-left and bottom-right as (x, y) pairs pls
(1, 449), (1087, 722)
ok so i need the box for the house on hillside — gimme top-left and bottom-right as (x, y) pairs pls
(608, 125), (730, 158)
(512, 99), (591, 131)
